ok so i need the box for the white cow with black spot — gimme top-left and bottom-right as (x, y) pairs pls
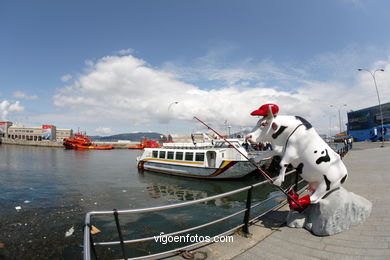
(247, 104), (348, 208)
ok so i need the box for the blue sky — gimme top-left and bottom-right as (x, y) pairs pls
(1, 0), (390, 135)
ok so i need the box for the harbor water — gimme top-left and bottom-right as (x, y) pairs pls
(0, 144), (298, 259)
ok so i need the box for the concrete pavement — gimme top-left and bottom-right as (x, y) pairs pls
(234, 142), (390, 260)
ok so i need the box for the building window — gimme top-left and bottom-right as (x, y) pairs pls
(152, 151), (158, 158)
(175, 152), (183, 160)
(167, 151), (174, 160)
(159, 151), (166, 159)
(185, 152), (194, 161)
(195, 153), (205, 162)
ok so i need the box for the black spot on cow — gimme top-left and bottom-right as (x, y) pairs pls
(340, 174), (348, 184)
(296, 163), (304, 175)
(295, 116), (313, 129)
(272, 125), (288, 139)
(323, 175), (331, 191)
(314, 150), (317, 153)
(316, 149), (330, 164)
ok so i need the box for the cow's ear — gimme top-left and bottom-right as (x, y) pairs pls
(267, 105), (274, 120)
(272, 123), (278, 130)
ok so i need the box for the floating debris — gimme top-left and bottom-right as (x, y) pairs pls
(90, 225), (101, 235)
(24, 200), (31, 204)
(15, 206), (22, 211)
(122, 190), (127, 193)
(65, 226), (74, 237)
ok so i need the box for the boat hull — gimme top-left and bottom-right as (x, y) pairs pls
(64, 143), (114, 150)
(138, 160), (255, 179)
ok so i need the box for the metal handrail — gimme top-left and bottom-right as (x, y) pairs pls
(94, 209), (247, 246)
(86, 185), (251, 216)
(250, 178), (306, 210)
(84, 169), (305, 260)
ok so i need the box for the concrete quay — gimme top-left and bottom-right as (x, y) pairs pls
(183, 142), (390, 260)
(0, 138), (64, 147)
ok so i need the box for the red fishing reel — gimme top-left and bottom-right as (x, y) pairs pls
(287, 189), (311, 213)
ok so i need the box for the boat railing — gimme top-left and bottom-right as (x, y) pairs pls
(83, 169), (306, 260)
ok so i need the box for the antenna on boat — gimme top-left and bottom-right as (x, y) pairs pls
(193, 116), (303, 209)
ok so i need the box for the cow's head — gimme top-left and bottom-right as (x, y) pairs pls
(247, 105), (276, 144)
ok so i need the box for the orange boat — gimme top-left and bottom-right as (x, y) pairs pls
(63, 133), (114, 150)
(128, 139), (161, 150)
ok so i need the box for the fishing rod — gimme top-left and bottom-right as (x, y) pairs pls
(193, 116), (303, 209)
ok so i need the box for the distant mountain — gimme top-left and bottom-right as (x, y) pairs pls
(89, 132), (163, 142)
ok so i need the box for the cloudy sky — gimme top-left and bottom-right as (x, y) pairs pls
(1, 0), (390, 135)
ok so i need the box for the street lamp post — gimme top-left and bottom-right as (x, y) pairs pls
(330, 104), (347, 134)
(328, 114), (335, 138)
(168, 101), (179, 114)
(357, 68), (385, 147)
(167, 101), (179, 135)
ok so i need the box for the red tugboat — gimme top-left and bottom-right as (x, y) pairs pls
(128, 139), (161, 150)
(63, 133), (114, 150)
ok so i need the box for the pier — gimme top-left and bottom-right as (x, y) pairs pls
(189, 142), (389, 260)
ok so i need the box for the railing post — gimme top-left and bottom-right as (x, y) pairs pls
(113, 209), (128, 260)
(88, 224), (99, 260)
(242, 187), (253, 236)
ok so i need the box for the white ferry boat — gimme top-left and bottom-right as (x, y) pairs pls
(137, 139), (264, 179)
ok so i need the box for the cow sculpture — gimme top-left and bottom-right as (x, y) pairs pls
(247, 104), (348, 211)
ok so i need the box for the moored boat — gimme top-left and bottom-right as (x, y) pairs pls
(63, 133), (114, 150)
(128, 139), (161, 149)
(137, 139), (265, 179)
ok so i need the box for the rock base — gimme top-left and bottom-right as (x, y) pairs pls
(286, 187), (372, 236)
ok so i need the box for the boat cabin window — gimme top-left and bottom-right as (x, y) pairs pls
(175, 152), (183, 160)
(152, 151), (158, 158)
(159, 151), (166, 159)
(185, 152), (194, 161)
(195, 152), (205, 162)
(167, 151), (174, 160)
(214, 143), (232, 148)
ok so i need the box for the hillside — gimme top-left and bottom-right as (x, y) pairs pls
(89, 132), (162, 142)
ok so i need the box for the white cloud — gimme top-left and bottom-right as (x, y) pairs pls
(52, 53), (390, 135)
(13, 91), (38, 100)
(117, 48), (134, 55)
(95, 127), (113, 136)
(61, 74), (73, 82)
(0, 100), (24, 120)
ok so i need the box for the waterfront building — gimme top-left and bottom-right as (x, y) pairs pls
(347, 102), (390, 141)
(56, 128), (73, 142)
(0, 121), (12, 138)
(0, 122), (73, 142)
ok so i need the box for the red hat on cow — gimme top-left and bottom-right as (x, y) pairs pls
(250, 104), (279, 116)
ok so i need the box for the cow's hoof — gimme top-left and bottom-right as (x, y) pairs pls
(273, 178), (282, 186)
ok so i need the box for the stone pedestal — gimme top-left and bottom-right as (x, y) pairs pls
(286, 187), (372, 236)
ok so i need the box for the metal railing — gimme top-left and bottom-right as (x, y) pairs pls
(83, 169), (306, 260)
(335, 143), (351, 159)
